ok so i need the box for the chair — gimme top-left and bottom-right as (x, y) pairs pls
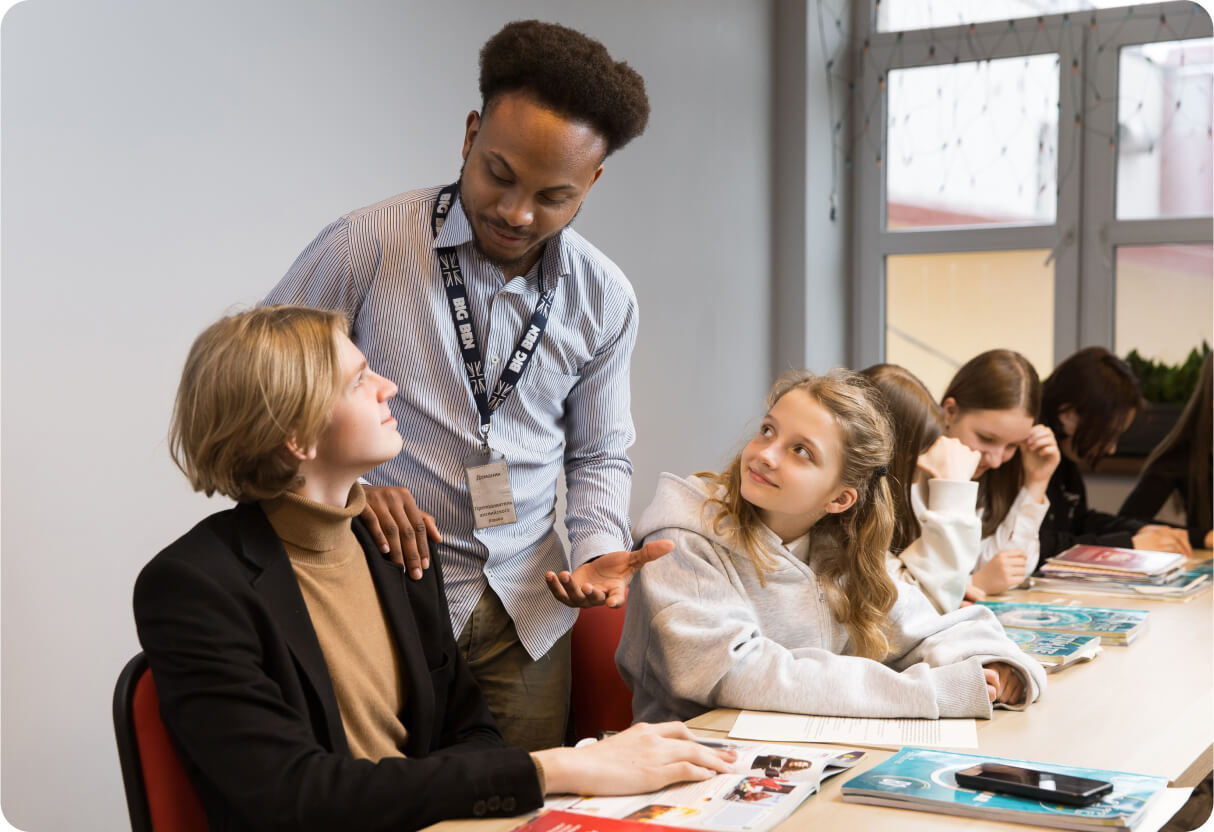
(569, 603), (633, 740)
(113, 652), (208, 832)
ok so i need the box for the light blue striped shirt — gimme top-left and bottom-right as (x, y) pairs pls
(266, 186), (637, 659)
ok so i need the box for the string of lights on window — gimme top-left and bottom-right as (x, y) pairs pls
(811, 1), (1211, 222)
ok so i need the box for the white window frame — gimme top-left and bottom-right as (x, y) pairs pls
(851, 1), (1213, 370)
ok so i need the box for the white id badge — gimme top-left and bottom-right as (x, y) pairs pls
(464, 451), (517, 529)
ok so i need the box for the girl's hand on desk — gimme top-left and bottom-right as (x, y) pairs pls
(534, 722), (736, 796)
(960, 583), (986, 608)
(971, 549), (1028, 595)
(985, 662), (1025, 705)
(1132, 524), (1192, 557)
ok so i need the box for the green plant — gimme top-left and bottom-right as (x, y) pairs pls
(1124, 341), (1211, 403)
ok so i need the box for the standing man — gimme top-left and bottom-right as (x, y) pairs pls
(265, 20), (666, 751)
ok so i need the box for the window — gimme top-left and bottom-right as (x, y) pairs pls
(853, 2), (1213, 393)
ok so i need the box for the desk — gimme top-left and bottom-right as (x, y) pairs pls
(429, 569), (1212, 832)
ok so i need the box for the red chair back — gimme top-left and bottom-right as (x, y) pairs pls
(113, 653), (208, 832)
(570, 603), (633, 740)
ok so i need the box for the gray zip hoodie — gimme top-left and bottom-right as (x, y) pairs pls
(616, 473), (1046, 724)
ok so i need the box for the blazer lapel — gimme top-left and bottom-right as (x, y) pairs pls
(353, 520), (436, 751)
(233, 502), (349, 754)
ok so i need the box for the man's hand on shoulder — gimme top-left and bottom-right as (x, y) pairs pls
(361, 485), (442, 579)
(545, 539), (674, 608)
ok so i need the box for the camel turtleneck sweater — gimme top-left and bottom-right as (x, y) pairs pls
(262, 483), (408, 762)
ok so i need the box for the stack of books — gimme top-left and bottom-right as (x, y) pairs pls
(842, 747), (1169, 830)
(976, 601), (1150, 646)
(1034, 546), (1211, 601)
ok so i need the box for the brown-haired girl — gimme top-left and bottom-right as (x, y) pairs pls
(941, 350), (1061, 596)
(1120, 352), (1213, 550)
(862, 364), (983, 613)
(1039, 346), (1190, 558)
(616, 370), (1044, 724)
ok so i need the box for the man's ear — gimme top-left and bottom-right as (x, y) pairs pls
(285, 435), (317, 462)
(462, 110), (481, 161)
(823, 486), (858, 515)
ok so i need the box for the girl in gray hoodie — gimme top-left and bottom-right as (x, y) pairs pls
(616, 369), (1045, 725)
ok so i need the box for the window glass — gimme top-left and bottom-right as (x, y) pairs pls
(1115, 244), (1212, 364)
(1117, 39), (1213, 220)
(887, 55), (1058, 229)
(886, 250), (1055, 398)
(878, 1), (1135, 33)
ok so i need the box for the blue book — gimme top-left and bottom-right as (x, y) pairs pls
(977, 601), (1149, 645)
(1003, 628), (1101, 673)
(842, 747), (1168, 830)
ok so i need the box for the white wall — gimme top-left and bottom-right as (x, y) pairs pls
(0, 2), (773, 829)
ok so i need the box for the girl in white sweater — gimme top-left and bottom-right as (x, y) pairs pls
(941, 350), (1061, 598)
(616, 369), (1045, 724)
(861, 364), (983, 614)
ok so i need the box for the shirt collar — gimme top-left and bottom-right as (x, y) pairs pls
(432, 193), (571, 281)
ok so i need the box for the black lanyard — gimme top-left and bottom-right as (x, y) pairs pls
(432, 184), (556, 447)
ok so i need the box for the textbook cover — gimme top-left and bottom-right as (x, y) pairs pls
(1031, 561), (1212, 602)
(535, 743), (864, 832)
(1003, 628), (1102, 673)
(1045, 545), (1187, 578)
(976, 601), (1149, 646)
(841, 747), (1168, 830)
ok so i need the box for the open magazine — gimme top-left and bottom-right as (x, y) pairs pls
(525, 742), (865, 832)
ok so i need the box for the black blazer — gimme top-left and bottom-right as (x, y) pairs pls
(133, 502), (542, 832)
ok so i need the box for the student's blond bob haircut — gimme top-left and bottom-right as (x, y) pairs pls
(169, 305), (348, 502)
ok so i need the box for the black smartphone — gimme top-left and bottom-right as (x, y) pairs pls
(954, 763), (1114, 806)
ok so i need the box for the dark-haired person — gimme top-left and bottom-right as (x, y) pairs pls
(265, 20), (659, 750)
(939, 350), (1061, 596)
(1038, 346), (1191, 559)
(1119, 352), (1212, 551)
(135, 306), (735, 832)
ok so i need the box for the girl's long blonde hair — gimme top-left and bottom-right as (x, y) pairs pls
(701, 369), (899, 660)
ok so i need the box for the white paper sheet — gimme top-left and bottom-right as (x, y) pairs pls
(728, 710), (979, 749)
(1136, 788), (1195, 832)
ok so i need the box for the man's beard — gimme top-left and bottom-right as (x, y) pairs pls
(456, 163), (581, 273)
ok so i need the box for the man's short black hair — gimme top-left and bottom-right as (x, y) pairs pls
(479, 20), (650, 157)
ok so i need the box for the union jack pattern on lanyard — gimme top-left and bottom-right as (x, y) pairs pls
(431, 183), (557, 447)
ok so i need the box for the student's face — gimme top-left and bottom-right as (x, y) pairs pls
(313, 333), (403, 476)
(459, 91), (606, 275)
(942, 400), (1033, 477)
(739, 389), (857, 538)
(1057, 406), (1136, 462)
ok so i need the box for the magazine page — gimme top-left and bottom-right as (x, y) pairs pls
(542, 743), (864, 832)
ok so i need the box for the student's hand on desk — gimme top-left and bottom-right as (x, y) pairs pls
(1205, 530), (1213, 550)
(971, 549), (1028, 595)
(1019, 424), (1061, 499)
(917, 435), (982, 482)
(960, 583), (987, 607)
(984, 662), (1025, 705)
(545, 540), (675, 608)
(534, 722), (736, 796)
(1132, 524), (1193, 557)
(361, 485), (442, 579)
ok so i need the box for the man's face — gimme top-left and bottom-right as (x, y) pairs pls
(459, 91), (607, 276)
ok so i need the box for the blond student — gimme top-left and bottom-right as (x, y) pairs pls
(134, 306), (733, 832)
(616, 370), (1045, 725)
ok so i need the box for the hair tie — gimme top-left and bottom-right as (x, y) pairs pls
(875, 464), (889, 478)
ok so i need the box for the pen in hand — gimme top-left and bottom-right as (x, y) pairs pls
(595, 730), (738, 750)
